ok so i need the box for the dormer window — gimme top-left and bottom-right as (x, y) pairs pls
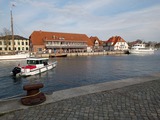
(94, 40), (99, 47)
(52, 35), (56, 39)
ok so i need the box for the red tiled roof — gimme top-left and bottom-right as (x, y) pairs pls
(90, 36), (103, 46)
(106, 36), (126, 46)
(30, 31), (93, 46)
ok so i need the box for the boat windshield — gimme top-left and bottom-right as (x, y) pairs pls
(27, 59), (48, 65)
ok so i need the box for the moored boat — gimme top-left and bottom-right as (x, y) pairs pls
(49, 53), (67, 57)
(11, 57), (57, 77)
(0, 53), (29, 60)
(129, 43), (155, 54)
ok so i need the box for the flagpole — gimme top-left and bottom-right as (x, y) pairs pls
(11, 9), (15, 53)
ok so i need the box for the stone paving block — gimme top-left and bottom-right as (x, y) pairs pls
(1, 79), (160, 120)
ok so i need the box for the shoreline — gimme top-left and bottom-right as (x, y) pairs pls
(35, 51), (127, 58)
(67, 51), (126, 56)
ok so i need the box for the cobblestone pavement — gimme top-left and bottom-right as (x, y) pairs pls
(1, 79), (160, 120)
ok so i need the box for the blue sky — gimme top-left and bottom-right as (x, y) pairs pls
(0, 0), (160, 42)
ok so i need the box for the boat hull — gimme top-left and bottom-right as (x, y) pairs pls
(0, 53), (29, 60)
(15, 61), (57, 77)
(49, 53), (67, 57)
(129, 49), (154, 54)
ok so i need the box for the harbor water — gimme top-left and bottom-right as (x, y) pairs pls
(0, 51), (160, 99)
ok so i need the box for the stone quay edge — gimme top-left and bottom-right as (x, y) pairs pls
(0, 72), (160, 115)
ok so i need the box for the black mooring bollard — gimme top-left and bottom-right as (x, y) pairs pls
(21, 83), (46, 106)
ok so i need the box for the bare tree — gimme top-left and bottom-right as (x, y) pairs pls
(3, 28), (11, 36)
(1, 28), (12, 51)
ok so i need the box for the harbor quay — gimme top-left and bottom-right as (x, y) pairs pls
(35, 51), (125, 58)
(0, 73), (160, 120)
(67, 51), (125, 57)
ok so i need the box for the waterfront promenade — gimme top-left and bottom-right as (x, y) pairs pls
(0, 73), (160, 120)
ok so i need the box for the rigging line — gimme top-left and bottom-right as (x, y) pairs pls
(0, 26), (11, 33)
(0, 27), (12, 36)
(14, 23), (28, 38)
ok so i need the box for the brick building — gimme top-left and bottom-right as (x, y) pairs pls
(29, 31), (94, 53)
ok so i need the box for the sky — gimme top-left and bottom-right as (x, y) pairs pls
(0, 0), (160, 42)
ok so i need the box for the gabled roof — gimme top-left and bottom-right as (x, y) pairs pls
(106, 36), (126, 46)
(90, 36), (103, 46)
(30, 31), (93, 46)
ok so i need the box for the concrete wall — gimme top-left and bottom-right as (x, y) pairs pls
(67, 51), (124, 56)
(34, 51), (125, 58)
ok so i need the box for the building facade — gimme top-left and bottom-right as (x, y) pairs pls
(0, 35), (29, 54)
(90, 36), (104, 52)
(29, 31), (94, 53)
(105, 36), (129, 51)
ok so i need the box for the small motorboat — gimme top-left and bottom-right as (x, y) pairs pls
(11, 57), (57, 77)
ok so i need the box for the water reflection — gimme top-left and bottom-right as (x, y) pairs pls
(26, 72), (49, 83)
(12, 76), (22, 84)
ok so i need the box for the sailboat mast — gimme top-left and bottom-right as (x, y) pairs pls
(10, 10), (15, 53)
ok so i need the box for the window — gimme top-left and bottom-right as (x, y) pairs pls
(22, 42), (24, 45)
(36, 60), (39, 64)
(27, 60), (36, 65)
(0, 41), (2, 45)
(48, 42), (51, 45)
(38, 48), (42, 52)
(18, 47), (20, 50)
(26, 42), (28, 45)
(26, 47), (29, 50)
(0, 47), (2, 50)
(18, 42), (20, 45)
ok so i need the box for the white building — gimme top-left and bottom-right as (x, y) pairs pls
(105, 36), (129, 51)
(90, 36), (103, 52)
(0, 35), (29, 54)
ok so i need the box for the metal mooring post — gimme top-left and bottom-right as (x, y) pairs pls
(21, 83), (46, 106)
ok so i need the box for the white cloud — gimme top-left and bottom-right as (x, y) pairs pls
(1, 0), (160, 42)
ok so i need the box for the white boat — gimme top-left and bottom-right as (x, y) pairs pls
(0, 53), (29, 60)
(129, 43), (155, 54)
(11, 58), (57, 77)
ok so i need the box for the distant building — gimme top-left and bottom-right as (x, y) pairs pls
(0, 35), (29, 54)
(105, 36), (129, 51)
(29, 31), (94, 53)
(90, 36), (104, 52)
